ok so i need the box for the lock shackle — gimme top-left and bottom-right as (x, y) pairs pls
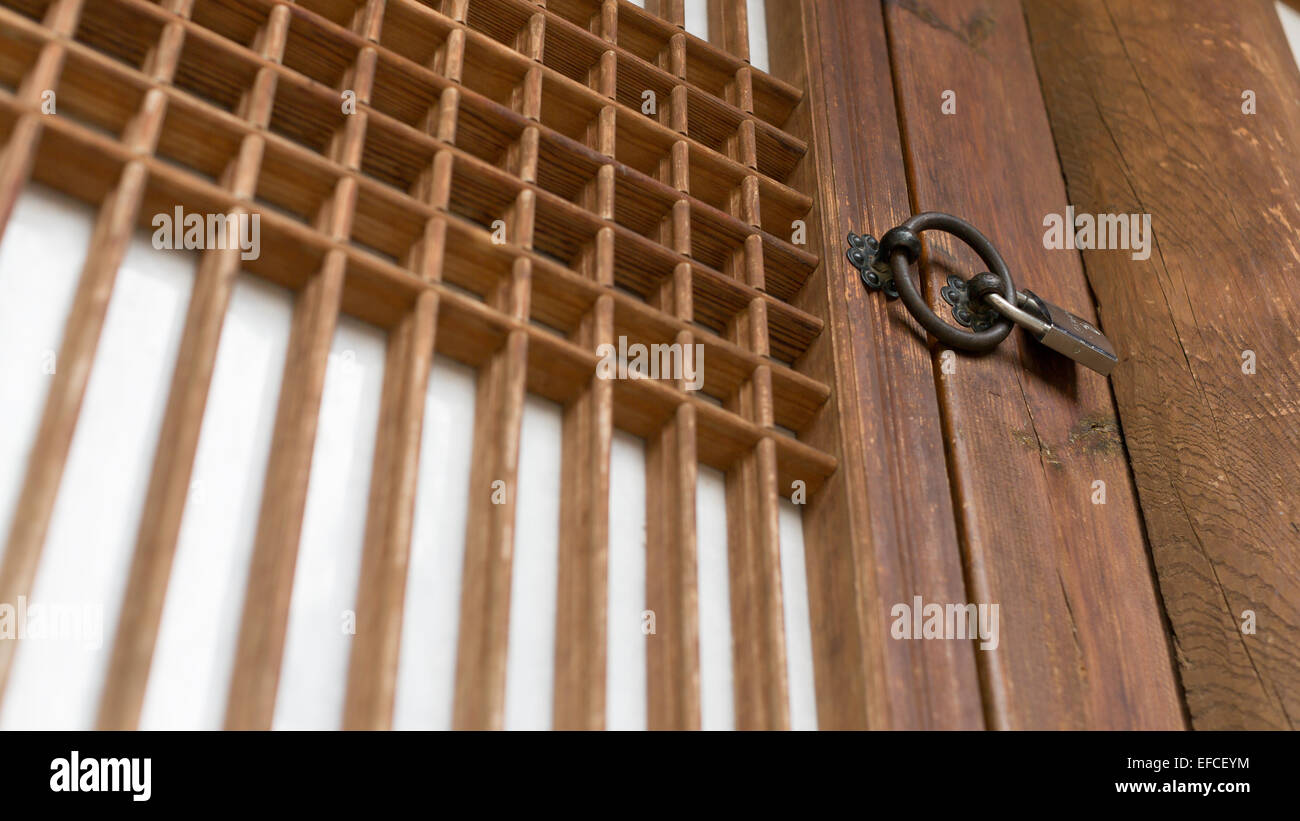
(884, 212), (1016, 352)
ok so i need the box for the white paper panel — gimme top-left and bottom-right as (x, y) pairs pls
(391, 356), (476, 730)
(503, 395), (564, 730)
(778, 498), (816, 729)
(684, 0), (708, 38)
(747, 0), (770, 72)
(272, 317), (385, 729)
(0, 185), (94, 561)
(139, 275), (293, 730)
(695, 464), (733, 730)
(1, 222), (196, 729)
(605, 430), (647, 730)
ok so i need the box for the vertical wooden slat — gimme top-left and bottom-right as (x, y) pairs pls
(553, 295), (614, 729)
(720, 96), (790, 729)
(341, 32), (457, 722)
(225, 5), (378, 727)
(725, 434), (788, 728)
(725, 297), (790, 730)
(97, 3), (289, 731)
(1023, 0), (1300, 729)
(645, 401), (701, 730)
(0, 0), (186, 706)
(553, 87), (617, 729)
(451, 326), (530, 730)
(645, 118), (701, 725)
(646, 0), (685, 28)
(451, 60), (535, 723)
(707, 0), (749, 60)
(223, 252), (345, 729)
(343, 290), (438, 729)
(767, 0), (984, 729)
(883, 0), (1184, 728)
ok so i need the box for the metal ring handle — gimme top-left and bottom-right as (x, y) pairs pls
(887, 212), (1015, 352)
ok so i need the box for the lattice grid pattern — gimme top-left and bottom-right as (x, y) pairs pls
(0, 0), (832, 729)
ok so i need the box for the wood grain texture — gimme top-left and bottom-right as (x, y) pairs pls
(343, 290), (437, 729)
(224, 253), (345, 729)
(553, 295), (614, 730)
(706, 0), (748, 61)
(724, 291), (790, 729)
(770, 0), (983, 729)
(724, 433), (790, 729)
(97, 7), (288, 730)
(0, 0), (179, 701)
(884, 0), (1184, 729)
(0, 0), (832, 728)
(0, 160), (149, 703)
(451, 327), (529, 730)
(645, 401), (701, 729)
(0, 4), (77, 246)
(1023, 0), (1300, 729)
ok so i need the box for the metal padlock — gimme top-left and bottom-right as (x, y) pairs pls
(983, 289), (1118, 376)
(847, 212), (1120, 377)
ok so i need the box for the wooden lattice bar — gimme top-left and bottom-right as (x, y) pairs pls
(226, 0), (370, 729)
(0, 0), (832, 729)
(0, 0), (178, 706)
(96, 0), (287, 731)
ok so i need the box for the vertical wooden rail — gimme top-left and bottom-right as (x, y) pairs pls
(722, 59), (789, 730)
(552, 292), (614, 729)
(646, 0), (685, 29)
(724, 316), (789, 730)
(97, 0), (290, 730)
(343, 290), (437, 729)
(767, 0), (984, 729)
(553, 29), (618, 730)
(645, 31), (702, 728)
(0, 0), (83, 245)
(451, 24), (537, 727)
(1023, 0), (1300, 729)
(225, 0), (381, 729)
(882, 0), (1183, 728)
(707, 0), (748, 60)
(645, 403), (701, 730)
(342, 0), (448, 729)
(0, 0), (187, 705)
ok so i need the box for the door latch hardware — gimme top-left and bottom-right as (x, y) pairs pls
(845, 232), (897, 297)
(845, 212), (1118, 376)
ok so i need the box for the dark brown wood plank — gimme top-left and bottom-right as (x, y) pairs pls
(768, 0), (983, 729)
(883, 0), (1184, 729)
(1023, 0), (1300, 729)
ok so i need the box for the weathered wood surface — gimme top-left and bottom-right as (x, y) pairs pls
(1024, 0), (1300, 729)
(882, 0), (1186, 728)
(772, 0), (984, 729)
